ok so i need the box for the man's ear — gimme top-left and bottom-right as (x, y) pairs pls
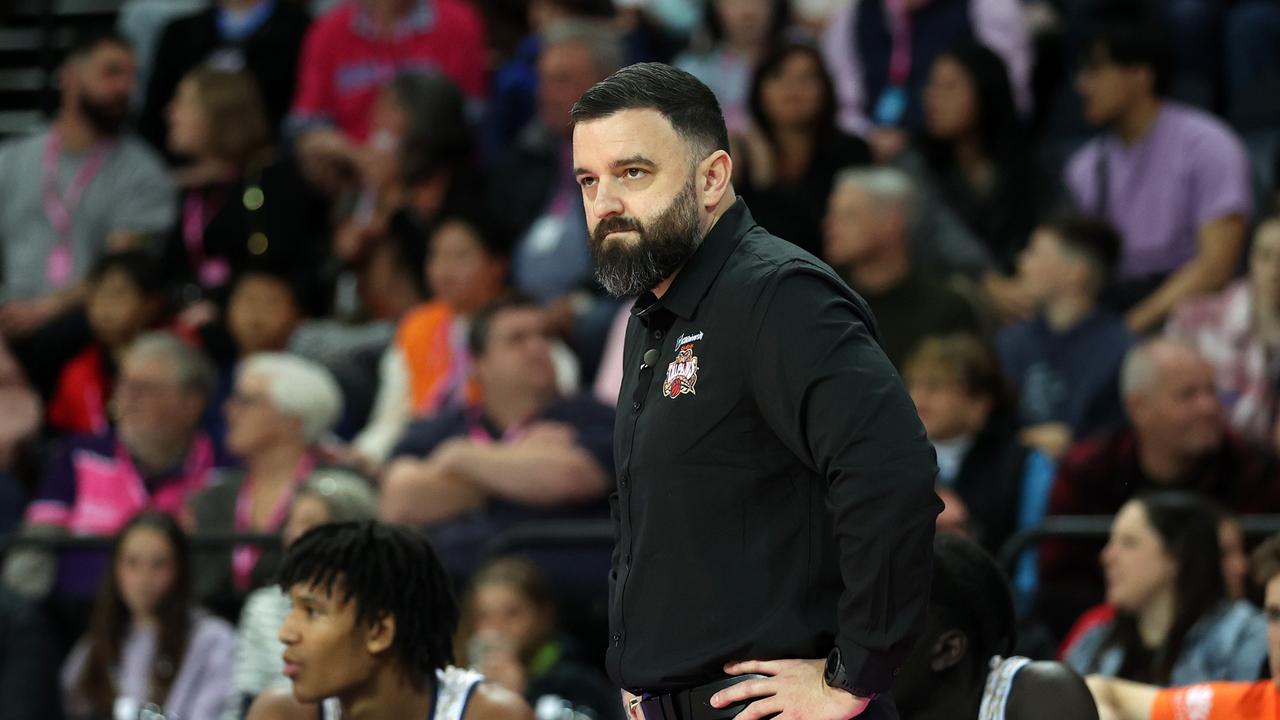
(365, 611), (396, 656)
(697, 149), (733, 211)
(930, 629), (968, 672)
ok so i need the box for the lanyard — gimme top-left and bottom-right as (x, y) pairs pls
(182, 191), (231, 287)
(885, 0), (913, 87)
(231, 454), (315, 591)
(42, 130), (112, 286)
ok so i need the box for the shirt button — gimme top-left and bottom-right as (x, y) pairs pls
(653, 329), (663, 340)
(619, 474), (629, 489)
(632, 400), (642, 411)
(612, 632), (622, 645)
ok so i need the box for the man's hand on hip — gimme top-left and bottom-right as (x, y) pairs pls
(711, 660), (871, 720)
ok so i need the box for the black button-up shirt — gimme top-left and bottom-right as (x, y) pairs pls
(608, 199), (941, 696)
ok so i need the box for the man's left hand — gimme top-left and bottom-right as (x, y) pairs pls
(710, 660), (871, 720)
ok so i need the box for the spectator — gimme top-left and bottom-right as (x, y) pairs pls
(48, 251), (167, 436)
(819, 0), (1031, 157)
(4, 332), (218, 600)
(483, 0), (623, 160)
(381, 295), (613, 571)
(997, 217), (1133, 459)
(190, 353), (343, 618)
(822, 166), (983, 369)
(909, 41), (1051, 319)
(1039, 339), (1280, 635)
(0, 31), (175, 339)
(904, 334), (1025, 552)
(895, 534), (1096, 720)
(61, 511), (235, 720)
(493, 19), (624, 376)
(1065, 22), (1252, 333)
(139, 0), (312, 153)
(1088, 532), (1280, 719)
(1064, 493), (1267, 685)
(674, 0), (790, 134)
(331, 71), (476, 320)
(288, 0), (487, 186)
(353, 215), (509, 466)
(224, 469), (377, 720)
(1167, 215), (1280, 446)
(733, 40), (872, 258)
(1058, 505), (1256, 663)
(163, 68), (327, 306)
(457, 557), (622, 720)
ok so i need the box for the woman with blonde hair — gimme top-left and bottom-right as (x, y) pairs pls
(163, 67), (326, 307)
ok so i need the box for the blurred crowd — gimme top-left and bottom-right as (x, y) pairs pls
(3, 0), (1280, 717)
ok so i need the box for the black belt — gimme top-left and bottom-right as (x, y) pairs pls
(635, 675), (768, 720)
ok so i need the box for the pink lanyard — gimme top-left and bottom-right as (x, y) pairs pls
(466, 408), (530, 445)
(886, 0), (913, 87)
(231, 454), (315, 591)
(181, 191), (231, 287)
(42, 131), (112, 286)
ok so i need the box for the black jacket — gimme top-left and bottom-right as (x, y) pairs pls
(610, 199), (941, 699)
(139, 3), (311, 152)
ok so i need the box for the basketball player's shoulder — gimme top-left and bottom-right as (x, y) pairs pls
(461, 681), (534, 720)
(735, 225), (840, 285)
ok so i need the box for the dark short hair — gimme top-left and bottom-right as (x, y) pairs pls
(930, 534), (1017, 663)
(1083, 20), (1173, 97)
(89, 250), (166, 298)
(65, 26), (131, 63)
(1040, 215), (1123, 289)
(570, 62), (731, 161)
(467, 292), (541, 357)
(277, 521), (458, 685)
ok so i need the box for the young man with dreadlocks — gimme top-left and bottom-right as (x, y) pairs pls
(246, 521), (533, 720)
(893, 534), (1097, 720)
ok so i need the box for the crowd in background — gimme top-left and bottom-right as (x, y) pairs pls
(2, 0), (1280, 717)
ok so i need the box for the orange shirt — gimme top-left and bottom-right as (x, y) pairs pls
(396, 301), (481, 414)
(1152, 680), (1278, 720)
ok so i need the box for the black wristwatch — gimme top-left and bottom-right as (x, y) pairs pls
(823, 647), (880, 702)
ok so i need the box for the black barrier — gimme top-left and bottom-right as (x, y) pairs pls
(0, 530), (281, 555)
(994, 514), (1280, 571)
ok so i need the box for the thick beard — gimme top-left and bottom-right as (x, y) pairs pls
(590, 177), (702, 298)
(79, 93), (129, 137)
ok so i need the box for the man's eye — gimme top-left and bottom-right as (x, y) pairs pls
(625, 168), (647, 179)
(580, 177), (596, 188)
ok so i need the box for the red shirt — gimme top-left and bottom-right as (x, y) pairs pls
(47, 344), (111, 435)
(288, 0), (487, 141)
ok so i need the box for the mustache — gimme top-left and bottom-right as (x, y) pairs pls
(592, 216), (644, 243)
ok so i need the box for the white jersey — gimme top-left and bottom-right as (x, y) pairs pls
(977, 655), (1032, 720)
(321, 666), (485, 720)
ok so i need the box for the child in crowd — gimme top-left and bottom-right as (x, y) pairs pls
(61, 511), (234, 720)
(48, 251), (167, 435)
(997, 216), (1134, 459)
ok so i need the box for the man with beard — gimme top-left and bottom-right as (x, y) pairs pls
(0, 31), (176, 341)
(571, 63), (940, 720)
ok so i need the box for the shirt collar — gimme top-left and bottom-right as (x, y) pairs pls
(353, 0), (435, 40)
(634, 198), (754, 322)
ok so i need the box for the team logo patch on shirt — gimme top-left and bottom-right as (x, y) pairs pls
(663, 343), (700, 399)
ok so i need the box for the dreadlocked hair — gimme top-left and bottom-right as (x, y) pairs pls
(930, 534), (1017, 683)
(277, 521), (459, 685)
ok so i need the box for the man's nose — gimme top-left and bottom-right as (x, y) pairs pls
(592, 179), (624, 220)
